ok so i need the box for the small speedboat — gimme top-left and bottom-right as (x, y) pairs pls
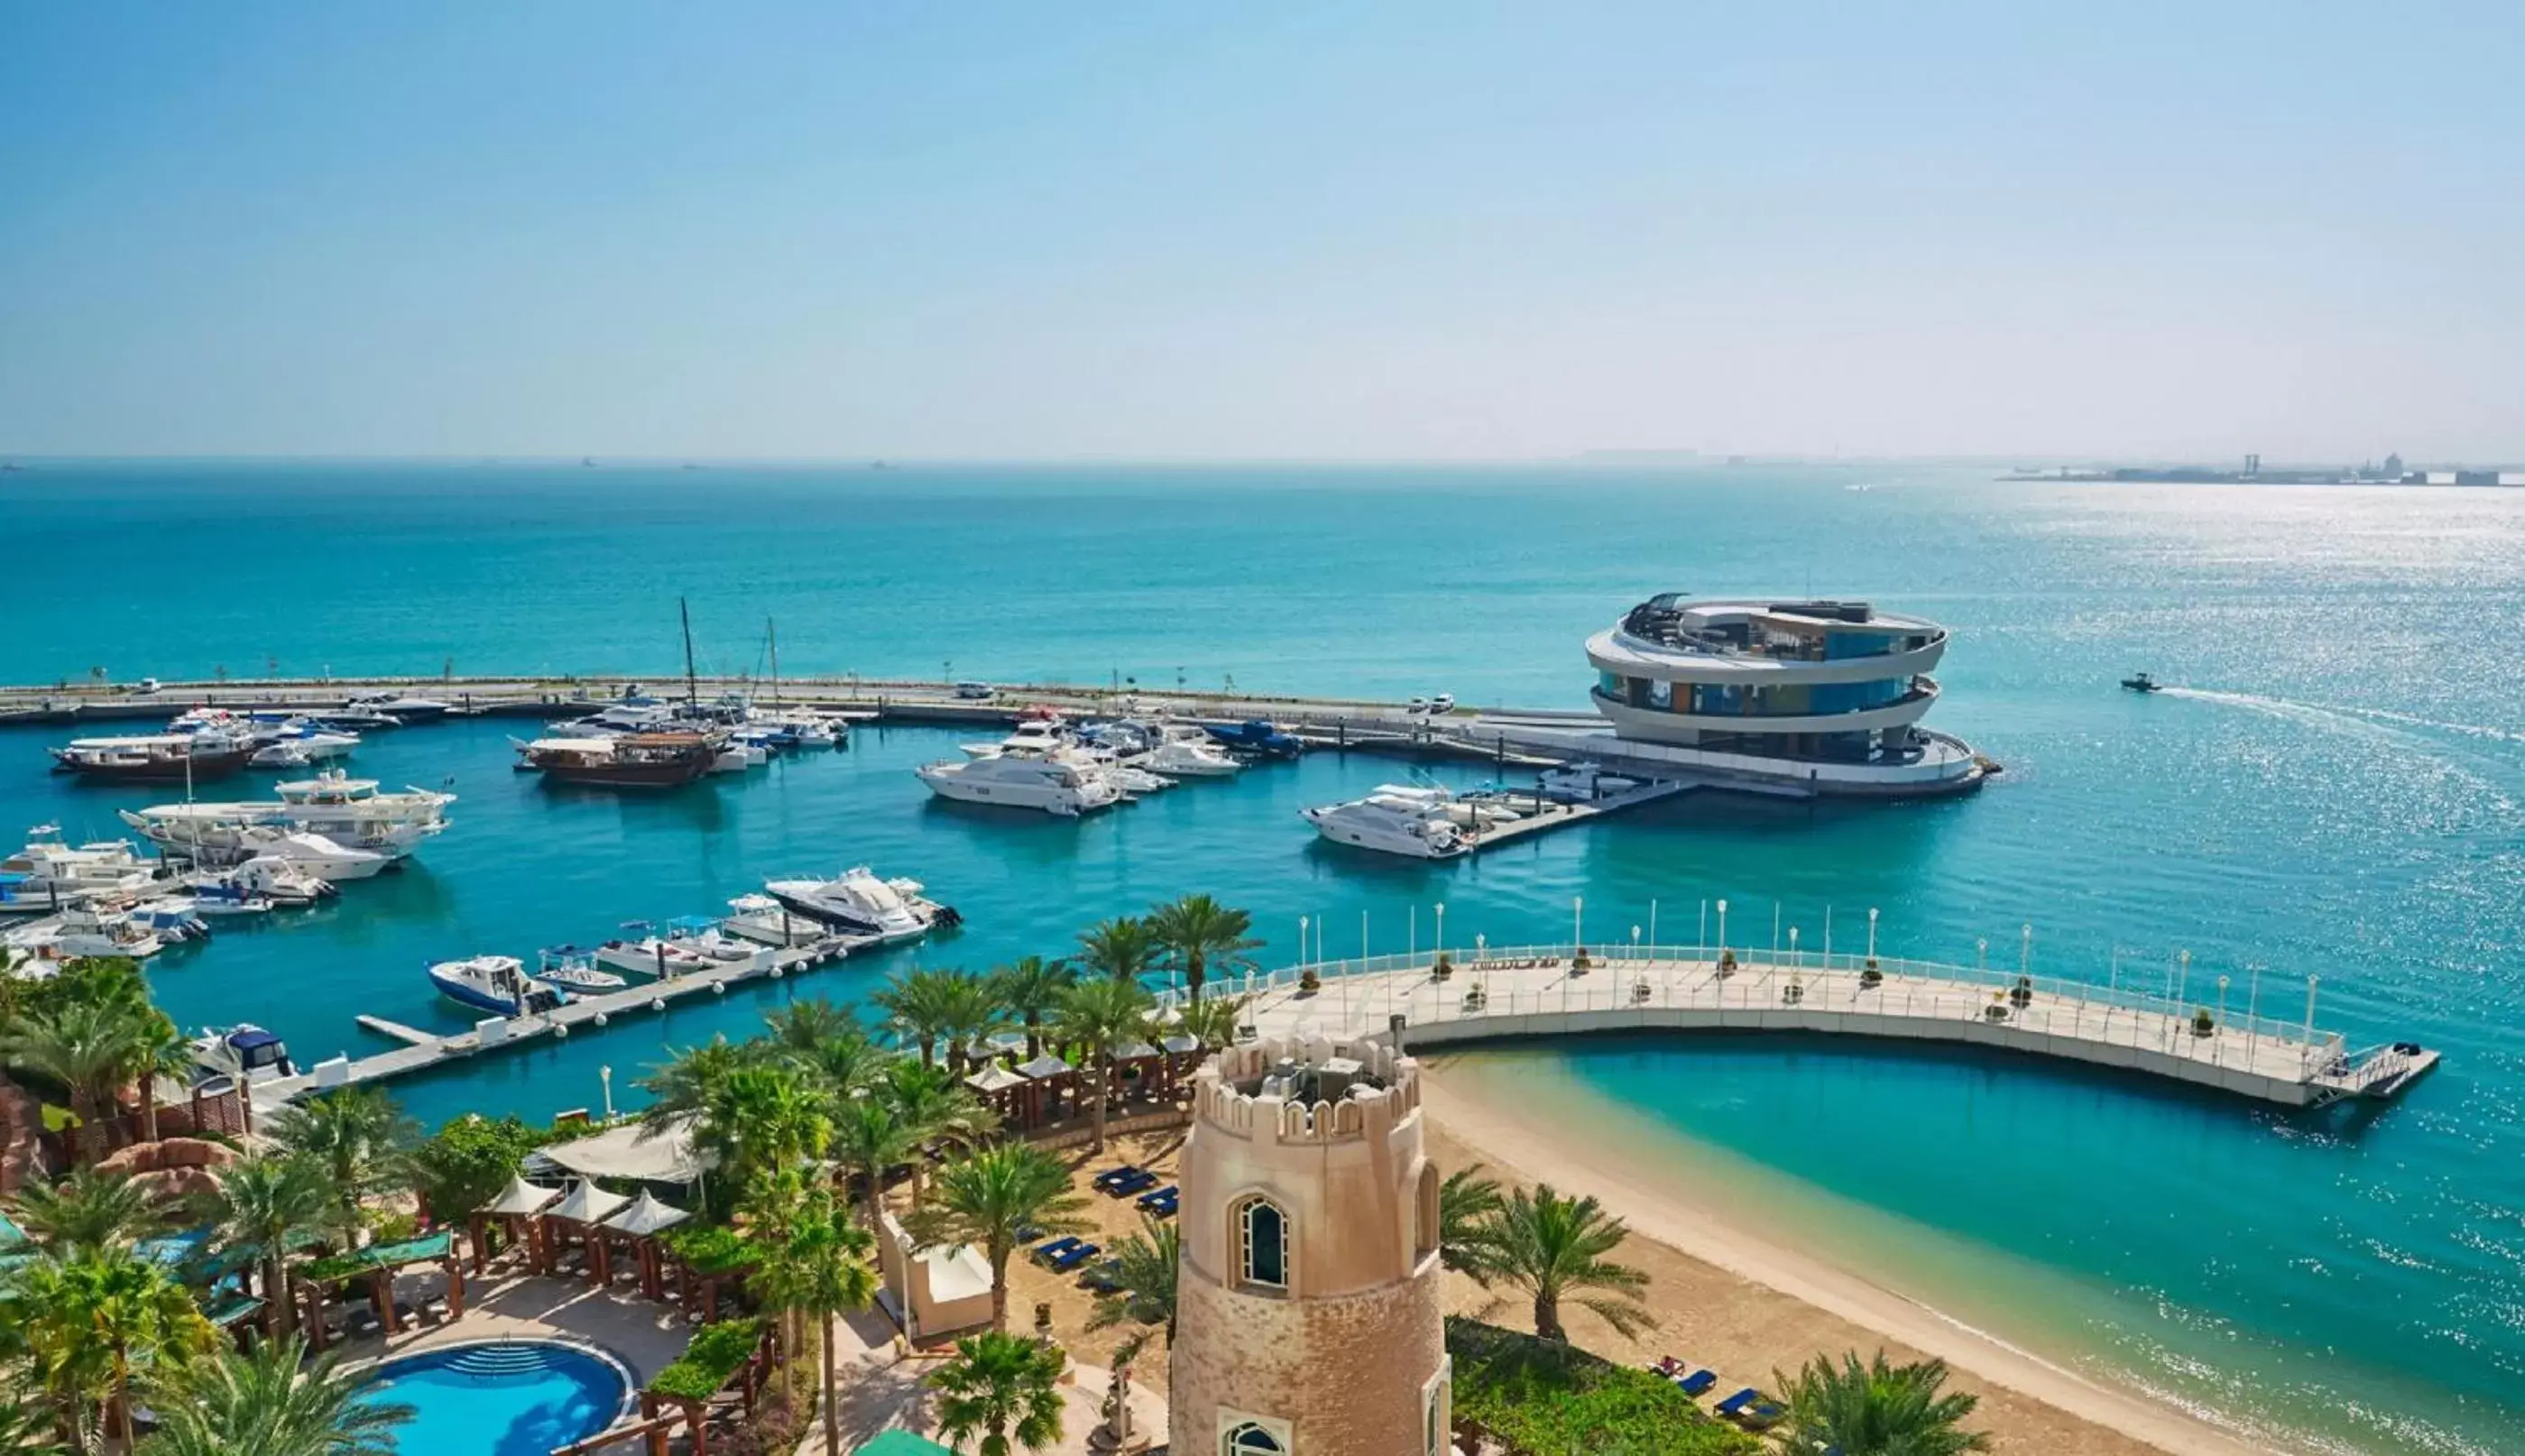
(191, 1024), (296, 1087)
(535, 947), (629, 991)
(2121, 672), (2161, 694)
(427, 954), (567, 1016)
(723, 892), (826, 947)
(178, 874), (275, 917)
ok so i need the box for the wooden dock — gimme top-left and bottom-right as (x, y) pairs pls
(253, 935), (863, 1110)
(1455, 780), (1693, 853)
(1195, 947), (2439, 1110)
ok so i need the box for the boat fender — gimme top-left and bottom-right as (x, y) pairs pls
(711, 981), (725, 995)
(554, 1024), (568, 1039)
(650, 998), (665, 1011)
(769, 966), (783, 980)
(593, 1013), (609, 1027)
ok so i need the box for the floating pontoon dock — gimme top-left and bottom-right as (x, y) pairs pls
(250, 935), (864, 1110)
(1190, 945), (2437, 1110)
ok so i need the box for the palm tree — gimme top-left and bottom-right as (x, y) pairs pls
(1074, 917), (1158, 986)
(637, 1035), (773, 1129)
(907, 1142), (1090, 1333)
(768, 1000), (886, 1101)
(15, 1248), (211, 1447)
(938, 971), (1012, 1077)
(1084, 1216), (1180, 1344)
(11, 1166), (165, 1252)
(138, 1335), (411, 1456)
(738, 1171), (821, 1413)
(757, 1183), (880, 1455)
(828, 1097), (917, 1233)
(929, 1330), (1066, 1456)
(1457, 1183), (1656, 1341)
(3, 1255), (111, 1452)
(1146, 894), (1260, 1003)
(195, 1151), (330, 1341)
(700, 1063), (832, 1188)
(871, 967), (972, 1069)
(1437, 1163), (1504, 1276)
(881, 1060), (1000, 1210)
(1774, 1350), (1992, 1456)
(0, 1000), (150, 1163)
(0, 1398), (69, 1456)
(1049, 978), (1155, 1154)
(987, 956), (1074, 1059)
(1172, 991), (1247, 1053)
(263, 1086), (416, 1248)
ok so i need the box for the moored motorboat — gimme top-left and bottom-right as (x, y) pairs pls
(518, 732), (722, 788)
(349, 693), (451, 723)
(5, 905), (168, 960)
(1301, 791), (1470, 859)
(917, 750), (1120, 816)
(195, 857), (336, 906)
(0, 828), (162, 906)
(224, 828), (390, 880)
(534, 947), (629, 991)
(764, 867), (940, 941)
(1141, 738), (1241, 778)
(723, 892), (826, 947)
(50, 733), (256, 783)
(427, 954), (567, 1016)
(190, 1024), (297, 1087)
(175, 872), (276, 917)
(1535, 761), (1642, 800)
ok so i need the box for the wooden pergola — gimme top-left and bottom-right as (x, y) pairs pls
(537, 1179), (630, 1284)
(598, 1190), (691, 1302)
(293, 1230), (465, 1350)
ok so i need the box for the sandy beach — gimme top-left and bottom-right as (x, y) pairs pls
(1421, 1064), (2284, 1456)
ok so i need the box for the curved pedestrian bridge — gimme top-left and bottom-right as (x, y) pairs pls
(1194, 947), (2435, 1109)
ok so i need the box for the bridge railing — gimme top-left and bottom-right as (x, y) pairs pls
(1172, 944), (2345, 1080)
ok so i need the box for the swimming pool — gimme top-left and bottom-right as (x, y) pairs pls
(361, 1340), (633, 1456)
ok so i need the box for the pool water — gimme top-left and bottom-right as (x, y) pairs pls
(361, 1341), (631, 1456)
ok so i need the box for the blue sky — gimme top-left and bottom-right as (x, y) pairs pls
(2, 4), (2516, 461)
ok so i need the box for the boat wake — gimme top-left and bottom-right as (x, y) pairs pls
(2156, 688), (2524, 747)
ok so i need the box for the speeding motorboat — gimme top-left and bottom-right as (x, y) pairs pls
(2122, 672), (2161, 693)
(427, 954), (567, 1017)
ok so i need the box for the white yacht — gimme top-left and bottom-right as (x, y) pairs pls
(1367, 782), (1525, 830)
(723, 892), (828, 947)
(917, 751), (1120, 816)
(5, 906), (168, 961)
(533, 948), (629, 992)
(764, 867), (937, 941)
(592, 935), (723, 979)
(0, 829), (163, 908)
(1141, 737), (1241, 779)
(225, 828), (390, 880)
(349, 693), (452, 723)
(1302, 791), (1470, 859)
(119, 770), (452, 861)
(173, 873), (275, 917)
(1536, 761), (1642, 800)
(199, 857), (336, 906)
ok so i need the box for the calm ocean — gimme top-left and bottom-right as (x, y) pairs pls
(5, 460), (2520, 1453)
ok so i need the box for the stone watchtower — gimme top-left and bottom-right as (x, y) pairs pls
(1169, 1034), (1451, 1456)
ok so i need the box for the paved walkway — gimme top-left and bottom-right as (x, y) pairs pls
(793, 1307), (1166, 1455)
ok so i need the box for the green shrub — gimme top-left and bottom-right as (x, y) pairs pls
(660, 1222), (758, 1276)
(410, 1112), (553, 1221)
(649, 1319), (763, 1402)
(1447, 1317), (1759, 1455)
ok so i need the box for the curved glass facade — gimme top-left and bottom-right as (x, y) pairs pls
(1597, 674), (1913, 719)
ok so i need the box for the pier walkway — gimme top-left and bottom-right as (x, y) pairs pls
(251, 935), (862, 1110)
(1189, 945), (2436, 1109)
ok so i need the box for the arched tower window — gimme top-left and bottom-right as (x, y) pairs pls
(1224, 1422), (1286, 1455)
(1414, 1162), (1441, 1259)
(1236, 1194), (1289, 1290)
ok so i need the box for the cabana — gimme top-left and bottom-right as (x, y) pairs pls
(873, 1211), (992, 1344)
(539, 1114), (713, 1204)
(601, 1189), (691, 1301)
(293, 1230), (464, 1350)
(469, 1173), (559, 1275)
(539, 1179), (630, 1284)
(1014, 1053), (1075, 1130)
(963, 1062), (1028, 1126)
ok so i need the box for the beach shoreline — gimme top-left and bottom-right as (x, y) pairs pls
(1420, 1063), (2282, 1456)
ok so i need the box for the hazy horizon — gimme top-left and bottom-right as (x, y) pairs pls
(5, 4), (2519, 461)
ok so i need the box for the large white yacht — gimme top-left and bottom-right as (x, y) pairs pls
(763, 867), (938, 941)
(1141, 737), (1242, 779)
(1301, 791), (1470, 859)
(0, 829), (162, 908)
(916, 751), (1121, 816)
(118, 769), (453, 860)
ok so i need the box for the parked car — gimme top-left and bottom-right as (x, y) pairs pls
(954, 680), (996, 700)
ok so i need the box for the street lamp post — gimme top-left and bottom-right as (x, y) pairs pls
(600, 1064), (614, 1123)
(1573, 896), (1584, 954)
(1866, 906), (1880, 965)
(2021, 923), (2032, 975)
(1716, 899), (1728, 958)
(1435, 902), (1446, 966)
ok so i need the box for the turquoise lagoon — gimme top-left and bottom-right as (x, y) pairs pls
(4, 461), (2522, 1452)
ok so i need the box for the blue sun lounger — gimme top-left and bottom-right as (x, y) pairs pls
(1032, 1236), (1084, 1262)
(1046, 1241), (1101, 1272)
(1713, 1388), (1758, 1418)
(1134, 1184), (1178, 1209)
(1675, 1368), (1718, 1396)
(1106, 1169), (1160, 1197)
(1091, 1165), (1146, 1191)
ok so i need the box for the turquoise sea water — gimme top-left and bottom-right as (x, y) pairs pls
(5, 461), (2523, 1453)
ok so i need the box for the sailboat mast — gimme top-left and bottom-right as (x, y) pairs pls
(680, 597), (699, 707)
(768, 617), (779, 708)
